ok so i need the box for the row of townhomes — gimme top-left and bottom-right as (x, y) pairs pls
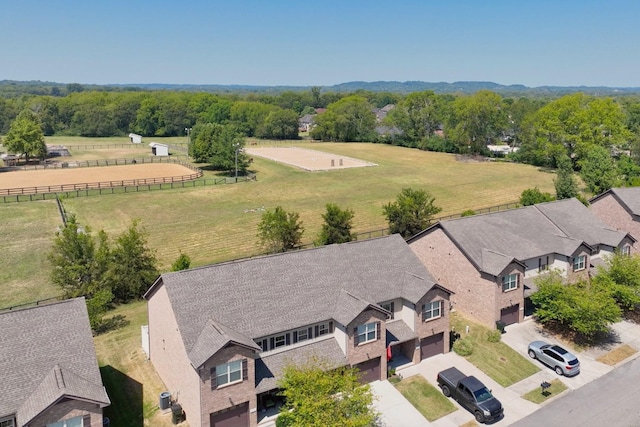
(0, 298), (110, 427)
(2, 188), (638, 427)
(144, 189), (640, 427)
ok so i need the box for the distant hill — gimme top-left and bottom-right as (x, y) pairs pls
(1, 79), (640, 97)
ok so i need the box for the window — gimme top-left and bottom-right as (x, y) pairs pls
(0, 418), (15, 427)
(273, 334), (286, 348)
(47, 417), (82, 427)
(538, 256), (549, 272)
(317, 323), (330, 336)
(622, 245), (631, 256)
(573, 255), (586, 271)
(380, 302), (395, 320)
(255, 339), (267, 351)
(422, 300), (442, 321)
(214, 359), (243, 388)
(356, 322), (378, 345)
(502, 274), (518, 292)
(296, 328), (309, 342)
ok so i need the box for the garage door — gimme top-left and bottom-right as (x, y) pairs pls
(500, 304), (520, 326)
(421, 332), (444, 359)
(210, 402), (249, 427)
(354, 357), (381, 383)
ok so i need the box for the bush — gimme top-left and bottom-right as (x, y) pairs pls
(452, 337), (474, 356)
(487, 330), (502, 343)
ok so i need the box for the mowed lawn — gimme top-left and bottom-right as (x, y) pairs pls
(1, 139), (556, 303)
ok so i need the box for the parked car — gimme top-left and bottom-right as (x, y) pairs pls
(436, 367), (504, 423)
(528, 340), (580, 376)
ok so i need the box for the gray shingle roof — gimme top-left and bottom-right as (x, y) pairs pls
(594, 187), (640, 217)
(536, 198), (631, 247)
(150, 234), (441, 368)
(386, 320), (418, 346)
(255, 338), (348, 394)
(189, 319), (262, 368)
(0, 298), (110, 423)
(414, 198), (628, 277)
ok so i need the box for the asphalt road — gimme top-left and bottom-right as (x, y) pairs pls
(512, 355), (640, 426)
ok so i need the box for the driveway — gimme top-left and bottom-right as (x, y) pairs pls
(372, 318), (640, 427)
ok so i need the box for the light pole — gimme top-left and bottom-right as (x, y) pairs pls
(233, 143), (240, 183)
(185, 127), (192, 145)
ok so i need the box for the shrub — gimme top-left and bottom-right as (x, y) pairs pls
(453, 337), (474, 356)
(487, 330), (502, 343)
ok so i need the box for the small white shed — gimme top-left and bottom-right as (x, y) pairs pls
(129, 133), (142, 144)
(149, 142), (169, 157)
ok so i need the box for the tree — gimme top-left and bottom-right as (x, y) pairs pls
(554, 154), (579, 199)
(3, 109), (47, 161)
(189, 123), (249, 174)
(276, 357), (377, 427)
(520, 187), (554, 206)
(596, 252), (640, 311)
(310, 95), (376, 142)
(48, 215), (100, 299)
(257, 108), (300, 140)
(171, 252), (191, 271)
(383, 188), (442, 239)
(446, 90), (507, 153)
(317, 203), (356, 246)
(257, 206), (304, 253)
(387, 90), (442, 142)
(579, 145), (619, 194)
(531, 271), (621, 339)
(102, 220), (158, 303)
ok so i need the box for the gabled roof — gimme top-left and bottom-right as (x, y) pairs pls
(146, 234), (447, 368)
(188, 319), (262, 369)
(409, 198), (621, 277)
(0, 298), (110, 424)
(17, 365), (110, 426)
(590, 187), (640, 218)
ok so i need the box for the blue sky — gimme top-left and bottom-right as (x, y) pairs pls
(1, 0), (639, 87)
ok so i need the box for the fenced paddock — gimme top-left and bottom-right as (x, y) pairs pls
(0, 159), (202, 197)
(244, 146), (377, 171)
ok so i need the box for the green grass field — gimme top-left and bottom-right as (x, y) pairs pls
(0, 136), (557, 426)
(1, 137), (556, 307)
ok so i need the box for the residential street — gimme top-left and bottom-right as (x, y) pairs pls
(512, 355), (640, 426)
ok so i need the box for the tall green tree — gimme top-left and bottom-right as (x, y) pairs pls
(446, 90), (507, 153)
(579, 145), (619, 194)
(102, 220), (159, 303)
(310, 95), (376, 142)
(189, 123), (248, 174)
(387, 90), (442, 142)
(48, 215), (100, 299)
(554, 154), (579, 199)
(383, 188), (442, 239)
(276, 358), (377, 427)
(257, 206), (304, 253)
(257, 108), (300, 139)
(317, 203), (356, 246)
(3, 109), (47, 160)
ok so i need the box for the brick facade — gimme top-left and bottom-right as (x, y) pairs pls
(347, 310), (387, 380)
(147, 284), (201, 427)
(414, 288), (451, 362)
(410, 228), (525, 328)
(27, 400), (102, 427)
(590, 194), (640, 254)
(199, 346), (257, 427)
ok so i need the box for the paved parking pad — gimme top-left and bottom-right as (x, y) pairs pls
(370, 380), (429, 427)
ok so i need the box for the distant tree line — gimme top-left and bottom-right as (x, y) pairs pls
(2, 86), (640, 191)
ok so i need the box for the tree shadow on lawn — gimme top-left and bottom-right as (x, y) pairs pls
(101, 365), (144, 427)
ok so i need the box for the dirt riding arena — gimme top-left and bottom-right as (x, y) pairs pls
(244, 146), (377, 171)
(0, 163), (196, 193)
